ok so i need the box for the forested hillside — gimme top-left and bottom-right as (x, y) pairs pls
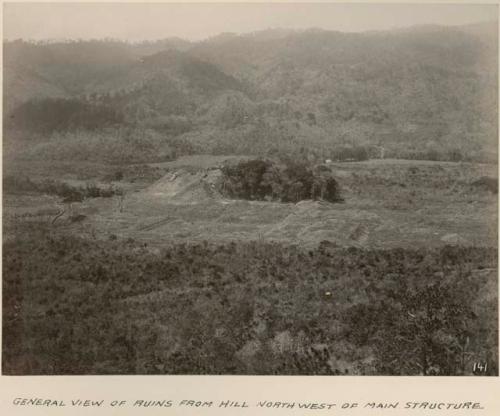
(4, 22), (498, 163)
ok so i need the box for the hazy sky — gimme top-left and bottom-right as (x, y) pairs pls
(3, 2), (498, 42)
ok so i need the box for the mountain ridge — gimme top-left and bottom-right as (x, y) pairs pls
(3, 22), (498, 162)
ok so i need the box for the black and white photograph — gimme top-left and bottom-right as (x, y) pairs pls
(2, 2), (498, 376)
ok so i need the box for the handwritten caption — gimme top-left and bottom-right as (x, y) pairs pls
(11, 398), (485, 411)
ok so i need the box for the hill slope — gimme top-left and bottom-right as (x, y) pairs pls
(3, 22), (498, 161)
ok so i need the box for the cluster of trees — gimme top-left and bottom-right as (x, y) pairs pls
(3, 175), (121, 201)
(18, 127), (193, 165)
(219, 159), (343, 203)
(6, 98), (123, 133)
(6, 92), (195, 138)
(3, 232), (497, 375)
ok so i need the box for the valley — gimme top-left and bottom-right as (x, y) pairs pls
(4, 156), (497, 249)
(2, 19), (498, 376)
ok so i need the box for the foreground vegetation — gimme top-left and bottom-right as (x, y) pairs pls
(3, 231), (497, 375)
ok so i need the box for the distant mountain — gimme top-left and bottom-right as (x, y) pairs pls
(131, 37), (192, 56)
(3, 40), (135, 114)
(4, 43), (246, 134)
(187, 23), (498, 158)
(3, 22), (498, 162)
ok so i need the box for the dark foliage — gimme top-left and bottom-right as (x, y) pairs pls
(3, 175), (121, 201)
(471, 177), (498, 194)
(219, 159), (343, 203)
(6, 98), (123, 133)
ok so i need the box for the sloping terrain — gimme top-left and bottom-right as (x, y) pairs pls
(135, 168), (222, 204)
(3, 22), (497, 160)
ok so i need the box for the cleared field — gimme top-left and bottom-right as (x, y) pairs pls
(145, 154), (250, 170)
(5, 156), (496, 249)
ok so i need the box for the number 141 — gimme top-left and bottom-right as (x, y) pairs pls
(473, 362), (488, 373)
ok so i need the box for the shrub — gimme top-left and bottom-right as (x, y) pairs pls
(3, 175), (122, 200)
(330, 146), (370, 162)
(471, 177), (498, 194)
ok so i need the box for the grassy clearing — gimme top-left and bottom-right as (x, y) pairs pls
(3, 158), (497, 249)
